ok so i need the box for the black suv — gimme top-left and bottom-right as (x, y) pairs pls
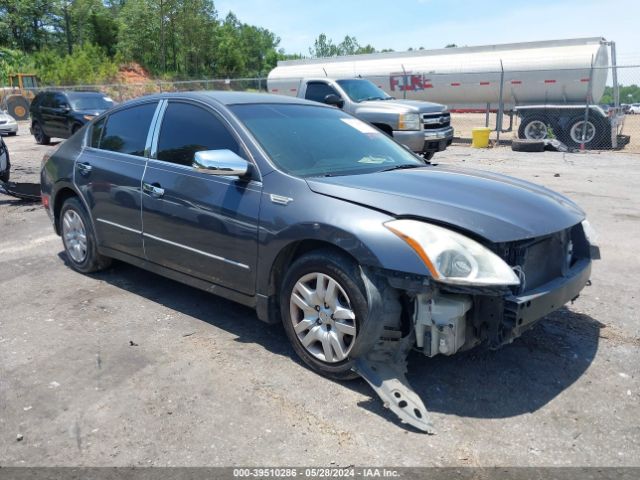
(30, 91), (115, 145)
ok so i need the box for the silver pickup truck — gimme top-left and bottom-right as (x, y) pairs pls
(288, 78), (454, 160)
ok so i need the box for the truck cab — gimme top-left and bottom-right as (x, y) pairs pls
(294, 78), (454, 159)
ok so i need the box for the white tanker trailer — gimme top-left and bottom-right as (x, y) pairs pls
(268, 37), (627, 149)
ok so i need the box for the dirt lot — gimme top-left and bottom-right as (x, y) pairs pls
(1, 123), (639, 467)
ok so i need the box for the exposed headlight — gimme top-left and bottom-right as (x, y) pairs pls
(385, 219), (520, 286)
(581, 219), (597, 245)
(398, 113), (420, 131)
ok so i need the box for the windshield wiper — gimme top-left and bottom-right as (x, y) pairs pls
(379, 164), (423, 173)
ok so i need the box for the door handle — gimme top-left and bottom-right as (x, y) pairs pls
(76, 162), (92, 175)
(142, 182), (165, 198)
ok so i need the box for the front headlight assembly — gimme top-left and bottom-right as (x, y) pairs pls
(385, 219), (520, 286)
(398, 113), (421, 131)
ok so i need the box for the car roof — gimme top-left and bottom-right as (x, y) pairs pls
(65, 91), (110, 98)
(125, 91), (322, 107)
(36, 90), (106, 97)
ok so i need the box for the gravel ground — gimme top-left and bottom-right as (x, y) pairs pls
(1, 124), (639, 467)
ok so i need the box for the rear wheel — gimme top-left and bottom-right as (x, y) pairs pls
(280, 250), (368, 380)
(560, 115), (607, 149)
(33, 122), (50, 145)
(59, 197), (111, 273)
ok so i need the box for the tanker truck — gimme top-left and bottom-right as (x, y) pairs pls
(268, 37), (627, 150)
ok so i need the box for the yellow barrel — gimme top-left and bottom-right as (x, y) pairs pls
(471, 127), (491, 148)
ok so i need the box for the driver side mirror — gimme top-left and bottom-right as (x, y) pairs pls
(193, 149), (250, 177)
(324, 94), (344, 109)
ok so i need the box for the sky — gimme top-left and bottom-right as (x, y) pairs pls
(215, 0), (640, 64)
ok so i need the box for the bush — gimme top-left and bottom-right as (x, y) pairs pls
(0, 48), (35, 85)
(33, 44), (118, 86)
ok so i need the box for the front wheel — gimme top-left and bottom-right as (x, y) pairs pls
(59, 197), (111, 273)
(280, 250), (369, 380)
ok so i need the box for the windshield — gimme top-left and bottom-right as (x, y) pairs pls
(230, 104), (423, 177)
(68, 94), (114, 111)
(336, 79), (392, 102)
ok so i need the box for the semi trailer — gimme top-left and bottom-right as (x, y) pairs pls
(268, 37), (627, 149)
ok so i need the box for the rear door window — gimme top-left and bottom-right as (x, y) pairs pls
(40, 93), (54, 108)
(99, 102), (157, 157)
(305, 82), (339, 103)
(156, 102), (242, 166)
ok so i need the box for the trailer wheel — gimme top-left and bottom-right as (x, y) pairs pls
(511, 139), (545, 152)
(561, 116), (607, 149)
(518, 115), (555, 140)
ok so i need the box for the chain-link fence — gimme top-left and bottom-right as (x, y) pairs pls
(8, 64), (640, 152)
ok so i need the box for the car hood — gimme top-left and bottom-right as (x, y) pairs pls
(356, 99), (444, 114)
(306, 166), (585, 243)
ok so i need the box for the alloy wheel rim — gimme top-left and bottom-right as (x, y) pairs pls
(62, 210), (88, 263)
(524, 120), (549, 140)
(570, 120), (596, 144)
(289, 272), (357, 363)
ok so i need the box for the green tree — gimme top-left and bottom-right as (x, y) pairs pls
(309, 34), (378, 58)
(601, 84), (640, 104)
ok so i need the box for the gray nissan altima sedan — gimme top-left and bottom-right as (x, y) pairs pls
(40, 91), (599, 431)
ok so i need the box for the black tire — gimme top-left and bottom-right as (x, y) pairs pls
(558, 115), (608, 149)
(59, 197), (111, 273)
(6, 95), (30, 121)
(32, 122), (50, 145)
(280, 249), (369, 380)
(518, 115), (556, 140)
(423, 151), (435, 161)
(0, 140), (9, 183)
(511, 139), (546, 152)
(7, 132), (17, 136)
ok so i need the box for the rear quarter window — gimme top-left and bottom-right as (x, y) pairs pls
(90, 117), (106, 148)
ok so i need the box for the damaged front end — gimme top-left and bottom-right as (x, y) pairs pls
(351, 221), (598, 433)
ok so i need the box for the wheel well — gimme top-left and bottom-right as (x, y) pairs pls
(268, 240), (358, 297)
(372, 123), (393, 136)
(53, 187), (78, 234)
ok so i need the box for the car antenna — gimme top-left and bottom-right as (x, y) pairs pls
(322, 68), (328, 77)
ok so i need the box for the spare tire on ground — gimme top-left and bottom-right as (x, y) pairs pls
(511, 139), (546, 152)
